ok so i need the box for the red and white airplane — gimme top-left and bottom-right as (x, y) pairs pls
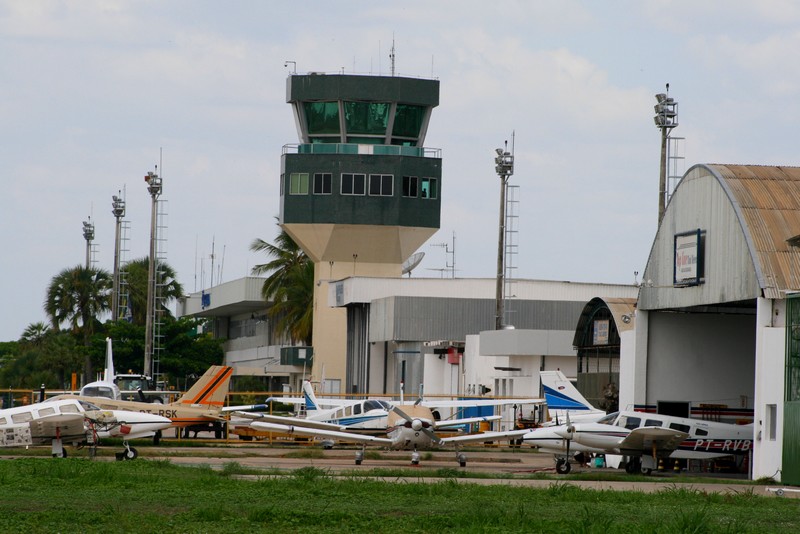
(0, 397), (171, 459)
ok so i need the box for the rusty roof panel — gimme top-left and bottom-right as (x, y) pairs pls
(710, 164), (800, 296)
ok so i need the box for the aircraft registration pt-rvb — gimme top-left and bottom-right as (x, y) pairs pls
(236, 380), (543, 467)
(527, 371), (754, 475)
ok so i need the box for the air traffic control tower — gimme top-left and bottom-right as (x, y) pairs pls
(280, 73), (441, 393)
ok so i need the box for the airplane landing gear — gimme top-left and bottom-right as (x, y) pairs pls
(624, 457), (641, 474)
(457, 452), (467, 468)
(411, 450), (420, 466)
(116, 441), (138, 461)
(555, 458), (571, 474)
(354, 448), (365, 465)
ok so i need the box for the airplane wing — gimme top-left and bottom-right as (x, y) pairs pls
(233, 412), (347, 431)
(250, 421), (392, 445)
(617, 427), (689, 456)
(434, 415), (501, 428)
(440, 428), (531, 445)
(422, 398), (543, 409)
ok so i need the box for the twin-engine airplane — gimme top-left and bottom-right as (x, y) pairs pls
(0, 397), (171, 459)
(50, 364), (234, 439)
(237, 381), (542, 466)
(523, 373), (754, 474)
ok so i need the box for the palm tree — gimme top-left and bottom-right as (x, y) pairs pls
(250, 224), (313, 345)
(268, 260), (314, 345)
(122, 257), (184, 326)
(44, 265), (112, 377)
(20, 322), (51, 346)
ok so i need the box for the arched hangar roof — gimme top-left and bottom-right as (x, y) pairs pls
(640, 164), (800, 309)
(572, 297), (637, 348)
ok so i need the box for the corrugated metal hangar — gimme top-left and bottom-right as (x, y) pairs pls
(626, 163), (800, 482)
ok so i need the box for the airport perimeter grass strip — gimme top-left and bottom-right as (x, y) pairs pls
(0, 459), (798, 533)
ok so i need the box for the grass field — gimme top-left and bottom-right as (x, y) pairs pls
(0, 458), (798, 533)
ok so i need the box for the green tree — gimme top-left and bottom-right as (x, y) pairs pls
(0, 333), (81, 390)
(250, 224), (314, 346)
(122, 257), (184, 326)
(44, 265), (111, 377)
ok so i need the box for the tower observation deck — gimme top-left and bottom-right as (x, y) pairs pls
(280, 73), (441, 266)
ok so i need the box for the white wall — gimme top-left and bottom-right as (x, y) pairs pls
(753, 297), (785, 481)
(646, 312), (755, 409)
(620, 313), (644, 411)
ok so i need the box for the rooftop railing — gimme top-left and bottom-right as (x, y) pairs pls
(282, 143), (441, 159)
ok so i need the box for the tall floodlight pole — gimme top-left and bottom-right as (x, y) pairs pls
(144, 171), (162, 377)
(111, 193), (126, 321)
(494, 145), (514, 330)
(654, 84), (678, 224)
(82, 218), (95, 269)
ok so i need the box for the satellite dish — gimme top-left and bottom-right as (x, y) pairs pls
(402, 252), (425, 275)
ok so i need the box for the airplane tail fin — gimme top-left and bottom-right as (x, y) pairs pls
(540, 370), (596, 412)
(176, 365), (233, 407)
(103, 337), (115, 383)
(303, 380), (320, 411)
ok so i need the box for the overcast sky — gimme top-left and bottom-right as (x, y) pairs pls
(2, 1), (800, 341)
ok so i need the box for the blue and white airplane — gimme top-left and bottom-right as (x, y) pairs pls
(236, 381), (542, 466)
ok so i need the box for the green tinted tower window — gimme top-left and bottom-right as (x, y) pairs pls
(344, 101), (389, 135)
(304, 101), (340, 137)
(392, 104), (426, 140)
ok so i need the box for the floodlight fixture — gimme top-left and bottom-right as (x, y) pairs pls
(82, 219), (94, 240)
(654, 83), (679, 224)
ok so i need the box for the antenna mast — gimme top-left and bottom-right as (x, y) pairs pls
(390, 36), (396, 76)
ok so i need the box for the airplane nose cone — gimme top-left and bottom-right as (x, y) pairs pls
(411, 419), (423, 431)
(554, 428), (573, 439)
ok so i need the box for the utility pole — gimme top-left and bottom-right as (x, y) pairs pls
(144, 170), (162, 377)
(494, 144), (514, 330)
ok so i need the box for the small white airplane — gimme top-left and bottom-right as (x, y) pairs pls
(0, 397), (172, 459)
(79, 337), (123, 400)
(523, 395), (754, 475)
(237, 382), (542, 466)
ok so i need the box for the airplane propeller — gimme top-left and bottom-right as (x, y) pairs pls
(391, 405), (440, 444)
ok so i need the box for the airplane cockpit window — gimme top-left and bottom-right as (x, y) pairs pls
(622, 416), (641, 430)
(670, 423), (690, 433)
(11, 411), (33, 423)
(75, 400), (100, 412)
(598, 412), (618, 425)
(82, 386), (116, 399)
(353, 404), (362, 415)
(694, 428), (709, 436)
(644, 419), (663, 427)
(363, 400), (388, 412)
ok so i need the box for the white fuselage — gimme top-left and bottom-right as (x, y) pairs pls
(524, 410), (753, 459)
